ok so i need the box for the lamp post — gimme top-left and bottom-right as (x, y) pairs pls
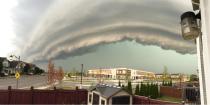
(8, 55), (21, 89)
(80, 64), (83, 88)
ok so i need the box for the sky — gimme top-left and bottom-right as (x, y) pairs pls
(0, 0), (198, 74)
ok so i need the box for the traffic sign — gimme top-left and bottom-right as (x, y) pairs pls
(15, 72), (20, 79)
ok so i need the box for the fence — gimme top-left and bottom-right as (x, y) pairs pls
(133, 95), (182, 105)
(160, 86), (182, 98)
(0, 86), (87, 104)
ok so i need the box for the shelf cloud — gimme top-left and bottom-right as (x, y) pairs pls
(12, 0), (195, 62)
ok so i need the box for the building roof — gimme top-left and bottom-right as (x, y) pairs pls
(170, 73), (182, 75)
(155, 73), (163, 75)
(89, 84), (130, 99)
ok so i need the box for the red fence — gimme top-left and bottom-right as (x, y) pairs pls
(160, 86), (182, 98)
(133, 95), (181, 105)
(0, 86), (87, 104)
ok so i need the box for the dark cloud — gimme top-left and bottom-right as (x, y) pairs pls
(12, 0), (195, 62)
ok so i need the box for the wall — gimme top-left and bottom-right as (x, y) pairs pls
(159, 86), (182, 98)
(0, 87), (87, 104)
(133, 95), (181, 105)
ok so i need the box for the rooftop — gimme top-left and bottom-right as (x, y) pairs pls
(89, 84), (129, 98)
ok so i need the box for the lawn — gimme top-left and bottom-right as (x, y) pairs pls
(60, 86), (75, 90)
(157, 96), (182, 103)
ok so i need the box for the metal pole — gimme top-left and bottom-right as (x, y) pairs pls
(16, 79), (18, 89)
(179, 75), (181, 89)
(100, 68), (101, 83)
(80, 64), (83, 85)
(17, 56), (20, 89)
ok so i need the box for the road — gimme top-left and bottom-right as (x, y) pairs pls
(60, 77), (165, 90)
(0, 76), (161, 90)
(60, 77), (143, 89)
(0, 75), (48, 89)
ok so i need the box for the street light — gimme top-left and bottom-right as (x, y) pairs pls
(8, 55), (22, 71)
(180, 11), (200, 40)
(80, 64), (83, 87)
(8, 55), (20, 62)
(8, 55), (21, 89)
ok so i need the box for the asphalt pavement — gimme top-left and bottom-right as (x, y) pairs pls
(0, 75), (48, 89)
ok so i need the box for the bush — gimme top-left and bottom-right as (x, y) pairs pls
(139, 82), (160, 99)
(140, 82), (145, 96)
(34, 67), (45, 74)
(135, 84), (140, 95)
(125, 81), (132, 94)
(118, 80), (121, 87)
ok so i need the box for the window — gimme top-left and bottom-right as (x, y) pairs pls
(89, 94), (92, 103)
(101, 99), (105, 105)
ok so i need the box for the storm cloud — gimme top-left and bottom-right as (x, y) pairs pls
(12, 0), (195, 62)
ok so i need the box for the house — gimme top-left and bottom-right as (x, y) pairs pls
(0, 57), (42, 76)
(9, 61), (26, 74)
(88, 84), (132, 105)
(9, 61), (20, 74)
(0, 57), (10, 75)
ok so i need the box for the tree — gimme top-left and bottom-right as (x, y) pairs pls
(23, 64), (30, 74)
(145, 83), (150, 97)
(140, 82), (145, 96)
(135, 84), (140, 95)
(189, 74), (199, 81)
(68, 72), (71, 77)
(48, 60), (55, 85)
(169, 79), (173, 86)
(0, 62), (3, 76)
(127, 81), (132, 94)
(139, 82), (160, 99)
(153, 84), (159, 99)
(118, 80), (121, 87)
(34, 67), (44, 74)
(0, 62), (3, 73)
(150, 83), (155, 99)
(58, 67), (64, 84)
(162, 80), (165, 86)
(162, 66), (169, 81)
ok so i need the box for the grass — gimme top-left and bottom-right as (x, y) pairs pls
(60, 86), (75, 90)
(157, 96), (182, 103)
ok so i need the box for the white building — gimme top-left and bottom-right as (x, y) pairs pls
(88, 68), (155, 80)
(131, 69), (155, 79)
(0, 57), (10, 75)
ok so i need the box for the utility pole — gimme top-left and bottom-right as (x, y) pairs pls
(17, 56), (20, 89)
(179, 74), (181, 89)
(9, 55), (21, 89)
(80, 64), (83, 85)
(100, 68), (102, 83)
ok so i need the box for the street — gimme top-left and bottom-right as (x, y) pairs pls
(0, 75), (48, 89)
